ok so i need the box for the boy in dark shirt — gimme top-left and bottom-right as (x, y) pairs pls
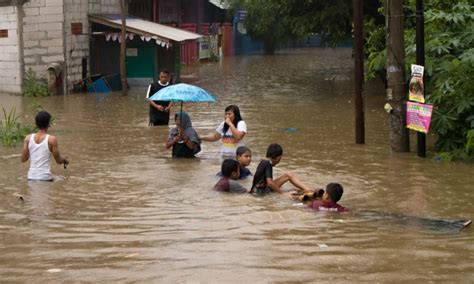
(251, 143), (312, 194)
(308, 183), (348, 212)
(214, 159), (249, 193)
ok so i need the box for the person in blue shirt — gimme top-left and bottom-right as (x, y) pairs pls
(235, 146), (252, 179)
(217, 146), (252, 179)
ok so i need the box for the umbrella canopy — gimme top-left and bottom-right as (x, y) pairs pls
(148, 83), (216, 102)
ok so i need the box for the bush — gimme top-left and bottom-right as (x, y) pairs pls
(22, 68), (48, 97)
(0, 107), (34, 146)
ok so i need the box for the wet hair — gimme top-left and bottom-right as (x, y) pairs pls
(221, 159), (239, 177)
(236, 146), (251, 157)
(223, 105), (243, 134)
(266, 143), (283, 159)
(326, 183), (344, 202)
(35, 111), (51, 129)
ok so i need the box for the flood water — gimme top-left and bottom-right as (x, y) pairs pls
(1, 48), (473, 282)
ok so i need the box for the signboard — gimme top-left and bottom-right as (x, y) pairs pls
(199, 40), (210, 59)
(406, 101), (433, 133)
(236, 10), (247, 21)
(126, 48), (138, 57)
(408, 64), (425, 103)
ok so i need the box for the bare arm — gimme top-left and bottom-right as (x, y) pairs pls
(165, 135), (180, 149)
(200, 132), (221, 142)
(164, 102), (174, 112)
(48, 135), (68, 165)
(166, 129), (198, 150)
(225, 117), (245, 140)
(148, 100), (165, 111)
(21, 135), (31, 163)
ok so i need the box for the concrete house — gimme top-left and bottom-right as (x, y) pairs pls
(0, 0), (202, 94)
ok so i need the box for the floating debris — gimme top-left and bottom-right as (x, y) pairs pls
(283, 127), (298, 133)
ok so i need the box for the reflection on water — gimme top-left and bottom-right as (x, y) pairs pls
(0, 49), (473, 281)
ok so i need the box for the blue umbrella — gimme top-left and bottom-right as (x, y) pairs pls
(148, 83), (216, 117)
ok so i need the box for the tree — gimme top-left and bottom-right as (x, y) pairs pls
(227, 0), (354, 54)
(366, 1), (474, 161)
(386, 0), (410, 152)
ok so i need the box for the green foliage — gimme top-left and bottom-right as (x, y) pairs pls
(22, 68), (48, 97)
(365, 1), (474, 161)
(226, 0), (354, 54)
(0, 107), (34, 146)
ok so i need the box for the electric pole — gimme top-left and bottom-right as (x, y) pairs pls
(120, 0), (128, 95)
(386, 0), (409, 152)
(353, 0), (365, 144)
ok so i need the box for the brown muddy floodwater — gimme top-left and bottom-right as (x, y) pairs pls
(1, 48), (473, 282)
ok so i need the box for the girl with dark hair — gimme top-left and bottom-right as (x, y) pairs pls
(201, 105), (247, 157)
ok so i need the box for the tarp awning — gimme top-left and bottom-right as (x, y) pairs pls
(89, 14), (203, 43)
(209, 0), (229, 9)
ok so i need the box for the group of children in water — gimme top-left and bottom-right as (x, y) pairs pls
(164, 103), (347, 213)
(21, 82), (347, 213)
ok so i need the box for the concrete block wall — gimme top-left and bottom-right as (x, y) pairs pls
(64, 0), (89, 84)
(0, 6), (22, 94)
(0, 0), (123, 94)
(89, 0), (121, 14)
(22, 0), (65, 81)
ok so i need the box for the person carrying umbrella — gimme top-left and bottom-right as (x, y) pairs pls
(146, 69), (174, 126)
(165, 112), (201, 158)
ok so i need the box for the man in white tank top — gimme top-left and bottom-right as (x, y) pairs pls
(21, 111), (69, 181)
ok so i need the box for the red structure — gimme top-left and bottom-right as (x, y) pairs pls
(180, 23), (199, 65)
(129, 0), (233, 66)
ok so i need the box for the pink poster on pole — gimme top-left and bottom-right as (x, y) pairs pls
(406, 101), (433, 133)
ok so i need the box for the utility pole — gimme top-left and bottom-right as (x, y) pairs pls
(386, 0), (409, 152)
(353, 0), (365, 144)
(120, 0), (128, 95)
(416, 0), (426, 157)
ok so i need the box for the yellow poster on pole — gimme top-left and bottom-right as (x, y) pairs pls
(408, 64), (425, 103)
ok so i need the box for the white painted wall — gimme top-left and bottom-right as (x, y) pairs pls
(64, 0), (89, 85)
(22, 0), (65, 79)
(0, 0), (122, 94)
(89, 0), (121, 14)
(0, 6), (22, 94)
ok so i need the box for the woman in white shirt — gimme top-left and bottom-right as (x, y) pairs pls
(201, 105), (247, 157)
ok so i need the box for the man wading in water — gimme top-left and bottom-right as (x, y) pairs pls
(21, 111), (69, 181)
(146, 70), (174, 126)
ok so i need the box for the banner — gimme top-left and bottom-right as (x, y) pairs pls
(408, 64), (425, 103)
(406, 101), (433, 133)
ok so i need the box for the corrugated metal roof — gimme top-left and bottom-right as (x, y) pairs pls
(89, 14), (203, 42)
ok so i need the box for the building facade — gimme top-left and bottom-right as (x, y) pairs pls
(0, 0), (121, 94)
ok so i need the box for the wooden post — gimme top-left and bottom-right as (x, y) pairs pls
(174, 43), (181, 83)
(386, 0), (409, 152)
(416, 0), (426, 157)
(353, 0), (365, 144)
(120, 0), (128, 95)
